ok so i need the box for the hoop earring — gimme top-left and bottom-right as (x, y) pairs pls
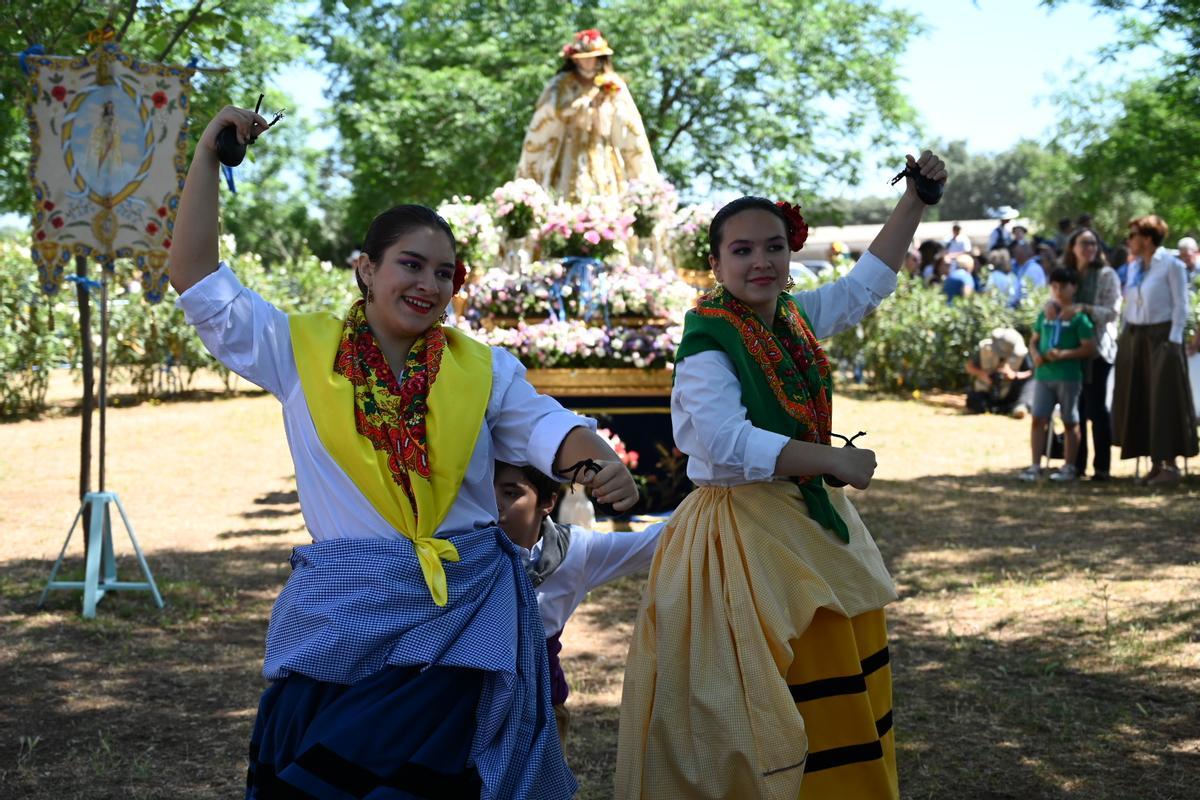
(366, 284), (375, 304)
(784, 275), (795, 291)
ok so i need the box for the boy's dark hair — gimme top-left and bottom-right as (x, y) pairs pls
(1048, 266), (1078, 285)
(496, 461), (564, 504)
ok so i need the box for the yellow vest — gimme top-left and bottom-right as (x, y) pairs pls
(289, 313), (493, 606)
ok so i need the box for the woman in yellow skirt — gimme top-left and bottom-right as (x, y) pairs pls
(616, 152), (948, 799)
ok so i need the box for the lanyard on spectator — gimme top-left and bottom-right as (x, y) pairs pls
(1130, 259), (1149, 315)
(1131, 262), (1147, 288)
(1049, 318), (1063, 348)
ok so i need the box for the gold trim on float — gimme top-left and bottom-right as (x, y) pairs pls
(526, 367), (673, 397)
(566, 406), (671, 415)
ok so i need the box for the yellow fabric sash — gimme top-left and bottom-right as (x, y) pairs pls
(290, 313), (493, 606)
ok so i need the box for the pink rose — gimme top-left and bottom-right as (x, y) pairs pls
(583, 230), (601, 245)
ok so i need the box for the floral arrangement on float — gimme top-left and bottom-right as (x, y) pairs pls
(436, 196), (501, 271)
(463, 260), (694, 323)
(465, 319), (682, 370)
(622, 177), (679, 238)
(538, 198), (636, 260)
(491, 179), (551, 240)
(670, 202), (715, 272)
(603, 264), (695, 318)
(464, 262), (560, 318)
(596, 427), (639, 470)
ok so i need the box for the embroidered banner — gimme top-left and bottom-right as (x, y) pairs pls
(24, 41), (194, 302)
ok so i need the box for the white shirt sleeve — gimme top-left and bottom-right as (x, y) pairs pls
(1168, 257), (1189, 344)
(672, 350), (790, 481)
(793, 251), (897, 339)
(175, 262), (297, 400)
(579, 522), (664, 592)
(487, 347), (597, 479)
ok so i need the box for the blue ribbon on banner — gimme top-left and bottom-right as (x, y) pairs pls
(66, 274), (103, 293)
(550, 257), (609, 326)
(186, 55), (199, 68)
(18, 44), (45, 75)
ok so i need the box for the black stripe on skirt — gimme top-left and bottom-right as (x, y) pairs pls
(788, 646), (890, 703)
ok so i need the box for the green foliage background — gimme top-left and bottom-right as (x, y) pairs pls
(0, 234), (357, 417)
(305, 0), (921, 237)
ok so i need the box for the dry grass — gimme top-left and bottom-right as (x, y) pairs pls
(1, 377), (1198, 798)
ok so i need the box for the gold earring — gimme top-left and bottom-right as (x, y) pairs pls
(785, 275), (795, 291)
(366, 284), (375, 304)
(438, 311), (448, 324)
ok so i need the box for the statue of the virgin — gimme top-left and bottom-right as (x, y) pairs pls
(516, 29), (659, 202)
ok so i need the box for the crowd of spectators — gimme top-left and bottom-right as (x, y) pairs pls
(940, 211), (1198, 486)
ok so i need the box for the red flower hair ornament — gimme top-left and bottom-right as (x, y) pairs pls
(453, 259), (468, 295)
(776, 201), (809, 252)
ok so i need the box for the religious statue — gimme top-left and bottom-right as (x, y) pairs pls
(516, 29), (659, 202)
(88, 100), (124, 176)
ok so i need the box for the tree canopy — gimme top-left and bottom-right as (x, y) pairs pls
(1032, 0), (1200, 239)
(305, 0), (922, 234)
(812, 139), (1064, 226)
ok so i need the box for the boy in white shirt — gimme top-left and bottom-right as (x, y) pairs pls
(494, 461), (663, 757)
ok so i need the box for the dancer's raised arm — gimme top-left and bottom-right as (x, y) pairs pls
(169, 106), (270, 294)
(868, 149), (948, 271)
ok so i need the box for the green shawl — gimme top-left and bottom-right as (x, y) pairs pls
(675, 287), (849, 542)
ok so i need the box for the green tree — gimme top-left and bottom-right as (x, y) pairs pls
(1034, 0), (1200, 240)
(307, 0), (921, 235)
(813, 139), (1062, 226)
(220, 102), (349, 267)
(1027, 76), (1199, 242)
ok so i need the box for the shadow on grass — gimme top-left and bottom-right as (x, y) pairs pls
(860, 471), (1200, 588)
(252, 489), (299, 507)
(3, 387), (272, 425)
(2, 468), (1196, 799)
(216, 526), (303, 540)
(0, 544), (293, 799)
(563, 471), (1200, 799)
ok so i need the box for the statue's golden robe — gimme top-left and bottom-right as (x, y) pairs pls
(516, 71), (658, 201)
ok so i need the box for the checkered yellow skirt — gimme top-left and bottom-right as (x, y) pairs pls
(616, 481), (899, 800)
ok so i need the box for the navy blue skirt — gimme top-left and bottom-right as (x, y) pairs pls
(246, 664), (484, 799)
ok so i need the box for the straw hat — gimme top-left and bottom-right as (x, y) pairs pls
(562, 29), (613, 59)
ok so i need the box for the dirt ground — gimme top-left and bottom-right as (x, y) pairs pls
(1, 378), (1197, 799)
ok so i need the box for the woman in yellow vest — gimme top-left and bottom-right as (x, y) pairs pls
(169, 105), (638, 800)
(616, 153), (947, 799)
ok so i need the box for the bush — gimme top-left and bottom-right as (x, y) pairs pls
(825, 279), (1044, 392)
(0, 239), (69, 417)
(0, 232), (358, 418)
